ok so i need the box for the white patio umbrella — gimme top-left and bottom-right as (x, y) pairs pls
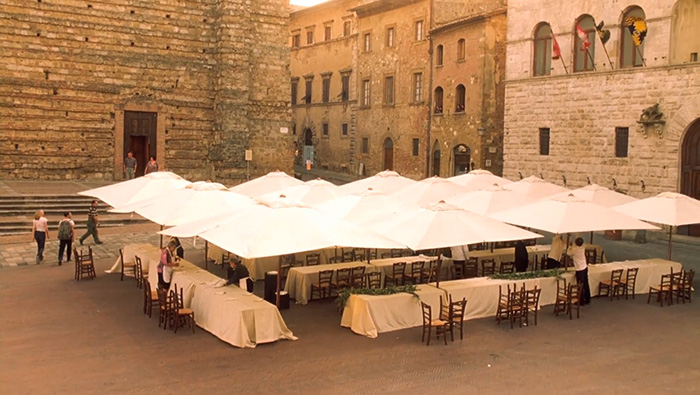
(549, 184), (638, 207)
(445, 184), (539, 216)
(358, 201), (542, 286)
(390, 176), (468, 207)
(77, 171), (191, 208)
(504, 175), (569, 199)
(229, 171), (304, 197)
(448, 169), (513, 190)
(338, 170), (417, 195)
(258, 178), (342, 207)
(316, 188), (418, 223)
(161, 195), (406, 305)
(615, 192), (700, 260)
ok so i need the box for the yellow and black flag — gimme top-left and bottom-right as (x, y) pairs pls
(625, 16), (647, 46)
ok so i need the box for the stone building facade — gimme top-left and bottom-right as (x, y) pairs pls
(0, 0), (293, 183)
(503, 0), (700, 215)
(290, 0), (508, 180)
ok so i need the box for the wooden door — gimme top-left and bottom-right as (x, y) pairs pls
(124, 111), (157, 177)
(383, 138), (394, 171)
(681, 119), (700, 236)
(453, 144), (471, 175)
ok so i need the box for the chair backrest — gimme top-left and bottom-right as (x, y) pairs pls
(526, 287), (542, 308)
(119, 248), (125, 268)
(342, 249), (354, 263)
(351, 266), (366, 277)
(411, 261), (425, 275)
(366, 272), (381, 289)
(556, 278), (568, 297)
(328, 256), (339, 264)
(440, 294), (452, 321)
(319, 269), (333, 285)
(354, 249), (366, 261)
(584, 248), (597, 264)
(368, 249), (378, 260)
(465, 257), (478, 277)
(222, 253), (230, 265)
(568, 283), (583, 304)
(660, 273), (672, 287)
(500, 262), (515, 274)
(392, 262), (406, 275)
(421, 301), (432, 325)
(625, 267), (639, 284)
(481, 259), (495, 275)
(157, 287), (169, 307)
(610, 268), (623, 283)
(307, 253), (321, 266)
(336, 268), (351, 281)
(135, 256), (143, 278)
(390, 249), (403, 258)
(683, 269), (695, 289)
(451, 297), (467, 322)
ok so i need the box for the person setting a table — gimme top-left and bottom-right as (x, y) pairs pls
(567, 237), (591, 305)
(158, 240), (180, 290)
(514, 240), (529, 272)
(226, 257), (254, 293)
(547, 233), (565, 269)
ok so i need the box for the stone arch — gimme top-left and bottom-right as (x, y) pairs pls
(431, 139), (441, 177)
(114, 96), (167, 180)
(668, 94), (700, 189)
(453, 143), (471, 175)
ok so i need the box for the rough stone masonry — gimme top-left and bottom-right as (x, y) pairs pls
(0, 0), (293, 184)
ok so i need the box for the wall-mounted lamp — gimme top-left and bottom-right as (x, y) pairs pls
(477, 127), (485, 137)
(612, 178), (618, 190)
(518, 171), (523, 180)
(586, 176), (591, 185)
(641, 180), (646, 192)
(562, 175), (567, 187)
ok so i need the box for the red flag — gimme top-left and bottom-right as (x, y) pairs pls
(551, 33), (561, 60)
(576, 23), (591, 51)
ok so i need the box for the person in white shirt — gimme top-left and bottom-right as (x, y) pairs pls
(547, 233), (564, 269)
(567, 237), (590, 305)
(450, 244), (469, 278)
(31, 210), (50, 264)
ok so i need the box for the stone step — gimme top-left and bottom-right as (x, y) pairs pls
(0, 217), (151, 235)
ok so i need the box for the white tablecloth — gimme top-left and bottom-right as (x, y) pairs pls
(367, 255), (439, 283)
(285, 262), (379, 305)
(108, 243), (161, 274)
(340, 284), (444, 338)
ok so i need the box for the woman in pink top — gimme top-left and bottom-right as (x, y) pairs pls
(31, 210), (50, 264)
(157, 240), (180, 290)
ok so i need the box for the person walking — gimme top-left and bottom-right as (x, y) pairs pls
(568, 237), (591, 305)
(124, 151), (137, 179)
(144, 156), (159, 175)
(57, 212), (75, 266)
(79, 200), (103, 245)
(31, 210), (49, 264)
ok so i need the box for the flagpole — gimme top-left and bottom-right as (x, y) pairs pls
(636, 46), (647, 67)
(559, 57), (569, 74)
(600, 40), (614, 70)
(585, 47), (597, 71)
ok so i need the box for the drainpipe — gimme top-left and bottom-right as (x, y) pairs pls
(425, 0), (435, 178)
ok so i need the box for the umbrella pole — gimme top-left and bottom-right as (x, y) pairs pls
(366, 248), (370, 264)
(160, 225), (163, 248)
(276, 256), (282, 307)
(564, 234), (570, 271)
(204, 240), (208, 270)
(490, 242), (494, 253)
(436, 254), (442, 288)
(589, 231), (593, 244)
(668, 226), (673, 261)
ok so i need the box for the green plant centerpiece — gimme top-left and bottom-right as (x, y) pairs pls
(489, 268), (563, 281)
(335, 284), (418, 309)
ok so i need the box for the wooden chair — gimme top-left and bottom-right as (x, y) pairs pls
(525, 287), (542, 326)
(499, 261), (515, 274)
(170, 288), (195, 334)
(567, 283), (583, 320)
(134, 256), (146, 289)
(310, 270), (334, 302)
(406, 261), (425, 284)
(306, 253), (321, 266)
(381, 252), (391, 259)
(464, 257), (478, 278)
(598, 269), (624, 300)
(353, 249), (366, 262)
(423, 260), (440, 283)
(495, 284), (513, 325)
(481, 258), (496, 276)
(553, 278), (568, 316)
(598, 250), (606, 263)
(332, 268), (352, 290)
(421, 301), (448, 346)
(119, 248), (137, 282)
(350, 266), (366, 287)
(143, 280), (159, 318)
(328, 256), (340, 264)
(368, 249), (378, 260)
(584, 248), (597, 265)
(157, 287), (172, 330)
(536, 255), (547, 271)
(676, 269), (695, 304)
(648, 273), (674, 307)
(221, 253), (231, 274)
(342, 249), (354, 263)
(451, 263), (464, 280)
(384, 262), (406, 287)
(508, 285), (528, 329)
(618, 268), (639, 300)
(390, 249), (403, 258)
(442, 296), (468, 341)
(366, 272), (381, 289)
(74, 247), (96, 281)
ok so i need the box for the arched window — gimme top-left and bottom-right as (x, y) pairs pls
(620, 6), (646, 68)
(455, 84), (466, 113)
(671, 0), (700, 64)
(457, 39), (466, 61)
(436, 44), (444, 66)
(383, 138), (394, 171)
(533, 23), (552, 76)
(573, 15), (596, 72)
(434, 87), (444, 114)
(432, 140), (441, 177)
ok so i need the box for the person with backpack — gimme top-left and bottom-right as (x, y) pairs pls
(57, 212), (75, 266)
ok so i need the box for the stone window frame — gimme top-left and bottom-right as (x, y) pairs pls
(362, 136), (370, 155)
(414, 19), (425, 41)
(341, 123), (349, 139)
(620, 6), (646, 69)
(304, 74), (314, 104)
(412, 138), (420, 156)
(385, 24), (396, 48)
(361, 78), (371, 108)
(322, 122), (330, 139)
(291, 77), (299, 106)
(457, 38), (466, 62)
(324, 20), (333, 41)
(455, 84), (466, 113)
(321, 72), (332, 103)
(533, 22), (552, 77)
(363, 31), (372, 52)
(343, 18), (352, 37)
(434, 86), (444, 114)
(291, 29), (301, 48)
(573, 15), (596, 73)
(539, 128), (551, 156)
(383, 74), (395, 106)
(306, 25), (315, 45)
(340, 69), (352, 102)
(436, 44), (444, 66)
(615, 127), (629, 158)
(412, 71), (423, 103)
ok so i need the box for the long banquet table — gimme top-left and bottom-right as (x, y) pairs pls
(107, 243), (161, 274)
(285, 262), (380, 305)
(117, 243), (295, 348)
(367, 255), (438, 283)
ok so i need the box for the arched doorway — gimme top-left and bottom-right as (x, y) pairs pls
(383, 138), (394, 171)
(432, 140), (441, 177)
(453, 144), (471, 175)
(681, 119), (700, 236)
(303, 128), (314, 165)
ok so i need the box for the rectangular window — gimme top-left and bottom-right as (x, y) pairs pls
(415, 20), (424, 41)
(322, 123), (329, 137)
(539, 128), (550, 156)
(413, 72), (422, 102)
(615, 127), (629, 158)
(363, 33), (371, 52)
(386, 27), (395, 48)
(291, 80), (298, 105)
(322, 76), (331, 103)
(341, 123), (348, 137)
(341, 74), (350, 102)
(361, 79), (370, 107)
(412, 138), (420, 156)
(343, 21), (351, 36)
(362, 137), (369, 154)
(324, 25), (332, 41)
(292, 124), (296, 135)
(384, 76), (394, 105)
(292, 34), (300, 48)
(306, 30), (314, 45)
(305, 78), (313, 103)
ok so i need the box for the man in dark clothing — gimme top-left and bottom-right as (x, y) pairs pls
(79, 200), (102, 245)
(226, 258), (254, 292)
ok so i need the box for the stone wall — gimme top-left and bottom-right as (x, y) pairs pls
(0, 0), (291, 182)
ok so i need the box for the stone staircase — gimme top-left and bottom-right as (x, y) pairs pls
(0, 195), (150, 235)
